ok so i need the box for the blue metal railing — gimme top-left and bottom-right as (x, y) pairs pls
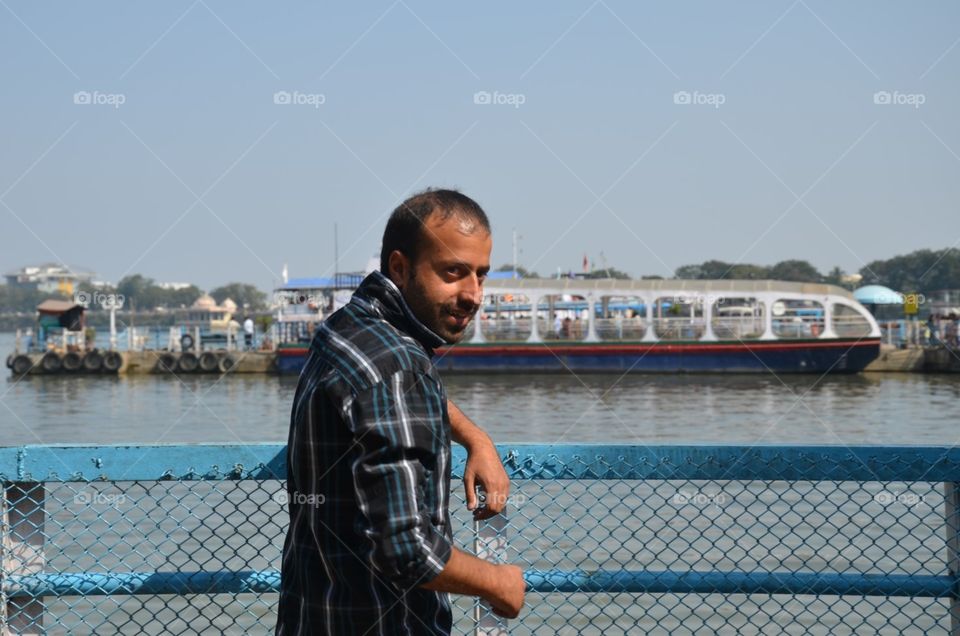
(3, 444), (960, 634)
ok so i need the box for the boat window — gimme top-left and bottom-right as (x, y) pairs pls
(596, 296), (647, 341)
(653, 294), (705, 341)
(711, 297), (765, 340)
(464, 293), (534, 342)
(771, 299), (824, 339)
(537, 295), (588, 341)
(832, 304), (872, 337)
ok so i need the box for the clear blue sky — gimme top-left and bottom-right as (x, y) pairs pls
(2, 1), (958, 292)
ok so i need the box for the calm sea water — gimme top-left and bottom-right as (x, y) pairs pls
(2, 331), (959, 447)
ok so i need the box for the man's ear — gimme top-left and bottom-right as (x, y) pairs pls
(387, 250), (411, 290)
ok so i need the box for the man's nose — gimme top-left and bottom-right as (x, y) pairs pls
(459, 275), (483, 307)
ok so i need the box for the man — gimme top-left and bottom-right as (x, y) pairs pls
(276, 189), (526, 635)
(243, 316), (255, 350)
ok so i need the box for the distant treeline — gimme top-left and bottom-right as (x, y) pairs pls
(0, 274), (268, 315)
(671, 248), (960, 293)
(2, 248), (957, 317)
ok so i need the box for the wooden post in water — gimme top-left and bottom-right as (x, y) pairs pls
(945, 482), (960, 635)
(2, 482), (45, 636)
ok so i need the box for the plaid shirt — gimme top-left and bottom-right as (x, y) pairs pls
(276, 271), (454, 636)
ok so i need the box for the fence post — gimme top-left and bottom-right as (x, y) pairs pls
(945, 482), (960, 635)
(473, 506), (509, 636)
(2, 482), (45, 636)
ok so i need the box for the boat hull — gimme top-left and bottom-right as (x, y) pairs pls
(276, 338), (881, 375)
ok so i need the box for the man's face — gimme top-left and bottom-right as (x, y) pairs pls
(388, 213), (491, 344)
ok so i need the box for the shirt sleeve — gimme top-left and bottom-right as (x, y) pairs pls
(346, 368), (452, 588)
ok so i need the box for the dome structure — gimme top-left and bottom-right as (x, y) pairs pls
(853, 285), (902, 305)
(192, 294), (217, 309)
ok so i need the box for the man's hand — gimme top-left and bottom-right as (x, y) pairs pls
(421, 549), (525, 619)
(447, 399), (511, 520)
(487, 564), (526, 619)
(464, 438), (510, 520)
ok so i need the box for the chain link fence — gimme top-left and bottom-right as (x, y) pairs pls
(3, 444), (960, 635)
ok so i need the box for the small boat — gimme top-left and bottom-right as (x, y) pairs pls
(273, 276), (881, 374)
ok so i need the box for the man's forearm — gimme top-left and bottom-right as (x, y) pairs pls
(420, 548), (526, 619)
(420, 547), (500, 597)
(448, 399), (490, 449)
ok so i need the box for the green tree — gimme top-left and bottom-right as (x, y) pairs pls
(0, 284), (64, 313)
(210, 283), (268, 311)
(861, 248), (960, 294)
(116, 274), (156, 308)
(825, 266), (846, 286)
(496, 264), (540, 278)
(675, 260), (767, 280)
(584, 267), (631, 280)
(768, 260), (823, 283)
(157, 285), (202, 308)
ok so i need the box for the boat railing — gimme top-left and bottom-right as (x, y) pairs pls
(3, 443), (959, 634)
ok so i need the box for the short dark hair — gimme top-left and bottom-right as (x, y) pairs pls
(379, 188), (491, 274)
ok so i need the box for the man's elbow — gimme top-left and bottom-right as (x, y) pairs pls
(370, 531), (452, 588)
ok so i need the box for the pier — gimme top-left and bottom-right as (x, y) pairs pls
(3, 443), (960, 634)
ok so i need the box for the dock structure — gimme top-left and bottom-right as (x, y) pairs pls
(4, 443), (960, 634)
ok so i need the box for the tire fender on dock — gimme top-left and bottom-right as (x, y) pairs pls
(217, 355), (236, 374)
(41, 352), (62, 373)
(158, 353), (178, 373)
(11, 355), (32, 375)
(83, 351), (103, 372)
(178, 352), (199, 373)
(103, 351), (123, 373)
(199, 352), (219, 373)
(62, 352), (83, 372)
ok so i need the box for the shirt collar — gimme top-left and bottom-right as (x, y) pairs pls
(352, 271), (446, 354)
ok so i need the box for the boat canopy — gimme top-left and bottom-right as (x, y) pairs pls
(462, 278), (880, 343)
(484, 278), (857, 298)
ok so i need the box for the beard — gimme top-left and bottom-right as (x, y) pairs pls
(403, 271), (477, 344)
